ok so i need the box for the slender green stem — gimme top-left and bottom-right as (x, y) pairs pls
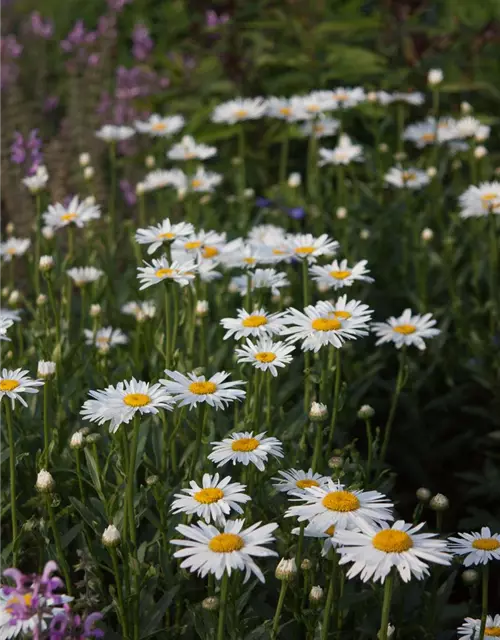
(327, 349), (342, 451)
(380, 348), (406, 465)
(279, 129), (289, 185)
(311, 422), (323, 473)
(302, 259), (311, 412)
(378, 572), (394, 640)
(43, 380), (50, 465)
(479, 564), (489, 640)
(321, 551), (338, 640)
(271, 580), (288, 639)
(396, 103), (405, 154)
(75, 449), (85, 502)
(189, 403), (208, 479)
(488, 213), (498, 335)
(251, 371), (262, 427)
(4, 401), (18, 564)
(245, 272), (252, 312)
(46, 497), (72, 595)
(80, 287), (86, 334)
(172, 284), (179, 366)
(216, 572), (229, 640)
(110, 547), (129, 639)
(46, 276), (60, 349)
(164, 284), (171, 369)
(127, 417), (141, 547)
(109, 141), (117, 241)
(266, 373), (272, 429)
(365, 418), (374, 484)
(34, 193), (41, 296)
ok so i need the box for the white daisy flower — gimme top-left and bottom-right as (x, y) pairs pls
(459, 182), (500, 218)
(43, 196), (101, 229)
(247, 224), (287, 247)
(0, 316), (14, 341)
(167, 135), (216, 161)
(84, 327), (128, 351)
(284, 233), (338, 263)
(371, 309), (440, 350)
(194, 260), (223, 283)
(448, 527), (500, 566)
(316, 296), (373, 329)
(285, 480), (393, 532)
(219, 241), (279, 269)
(95, 124), (135, 141)
(384, 167), (430, 190)
(266, 97), (306, 122)
(272, 469), (329, 495)
(456, 116), (483, 139)
(220, 308), (287, 341)
(22, 165), (49, 193)
(171, 518), (278, 582)
(392, 91), (425, 106)
(171, 473), (251, 524)
(458, 615), (500, 640)
(0, 309), (21, 323)
(336, 520), (452, 583)
(121, 301), (156, 322)
(310, 259), (373, 289)
(137, 257), (197, 290)
(188, 166), (222, 192)
(318, 134), (363, 166)
(0, 368), (44, 408)
(331, 86), (366, 108)
(67, 267), (104, 287)
(0, 587), (51, 639)
(235, 337), (294, 376)
(208, 431), (283, 471)
(135, 219), (194, 255)
(142, 169), (186, 193)
(230, 268), (290, 297)
(135, 114), (185, 137)
(403, 118), (458, 147)
(174, 230), (227, 257)
(80, 378), (174, 433)
(0, 238), (31, 262)
(290, 92), (336, 118)
(160, 370), (246, 410)
(300, 117), (340, 139)
(212, 98), (267, 124)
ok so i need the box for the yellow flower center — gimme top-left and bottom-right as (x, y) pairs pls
(96, 336), (110, 345)
(254, 351), (277, 363)
(194, 488), (224, 504)
(485, 628), (500, 637)
(329, 270), (351, 280)
(234, 109), (248, 118)
(6, 248), (17, 255)
(0, 379), (20, 392)
(296, 479), (320, 489)
(402, 172), (417, 182)
(315, 125), (325, 134)
(393, 324), (416, 335)
(191, 179), (203, 189)
(295, 246), (315, 255)
(202, 246), (219, 259)
(6, 593), (32, 613)
(231, 437), (259, 452)
(242, 315), (268, 328)
(61, 212), (78, 222)
(273, 249), (285, 255)
(151, 122), (167, 131)
(332, 310), (351, 320)
(189, 381), (217, 395)
(123, 393), (151, 407)
(312, 317), (341, 332)
(159, 232), (175, 239)
(279, 107), (292, 116)
(421, 133), (435, 142)
(185, 240), (202, 250)
(481, 193), (499, 209)
(472, 538), (500, 551)
(337, 93), (349, 101)
(184, 152), (196, 159)
(307, 104), (320, 112)
(372, 530), (414, 553)
(208, 532), (244, 552)
(243, 257), (256, 265)
(155, 268), (175, 278)
(324, 525), (336, 536)
(322, 491), (360, 512)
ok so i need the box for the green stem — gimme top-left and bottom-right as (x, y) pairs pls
(80, 287), (86, 334)
(75, 449), (85, 502)
(320, 552), (338, 640)
(380, 349), (406, 465)
(43, 380), (50, 465)
(396, 103), (405, 154)
(279, 130), (289, 185)
(4, 401), (18, 564)
(488, 213), (498, 336)
(35, 193), (41, 296)
(479, 564), (489, 640)
(327, 349), (342, 451)
(365, 418), (373, 484)
(127, 417), (140, 547)
(164, 284), (171, 369)
(378, 572), (394, 640)
(216, 572), (229, 640)
(109, 141), (117, 241)
(271, 580), (288, 639)
(311, 422), (323, 473)
(46, 277), (60, 349)
(46, 497), (72, 595)
(266, 373), (272, 429)
(110, 547), (129, 639)
(189, 403), (208, 479)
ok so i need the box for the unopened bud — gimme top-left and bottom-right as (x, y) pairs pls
(336, 207), (347, 220)
(309, 585), (323, 604)
(378, 143), (388, 153)
(427, 167), (437, 178)
(36, 469), (55, 493)
(231, 157), (242, 166)
(37, 294), (47, 306)
(2, 287), (10, 297)
(429, 493), (449, 511)
(462, 569), (479, 586)
(474, 145), (487, 159)
(177, 188), (187, 201)
(39, 255), (54, 272)
(136, 182), (145, 196)
(460, 101), (472, 115)
(84, 166), (95, 180)
(6, 222), (15, 235)
(328, 456), (343, 470)
(357, 404), (374, 420)
(416, 487), (432, 503)
(145, 155), (155, 168)
(300, 558), (312, 571)
(70, 431), (84, 449)
(421, 227), (434, 242)
(452, 159), (462, 171)
(275, 558), (297, 581)
(288, 172), (301, 188)
(42, 226), (55, 240)
(428, 68), (443, 86)
(196, 300), (209, 317)
(309, 402), (328, 421)
(146, 475), (159, 486)
(360, 229), (370, 240)
(394, 151), (406, 162)
(367, 91), (377, 102)
(102, 524), (121, 548)
(8, 290), (20, 305)
(79, 152), (91, 167)
(200, 194), (211, 205)
(202, 596), (219, 611)
(244, 188), (254, 198)
(85, 433), (101, 445)
(37, 360), (56, 378)
(90, 304), (101, 317)
(84, 195), (96, 206)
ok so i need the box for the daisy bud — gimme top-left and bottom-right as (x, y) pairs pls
(328, 456), (343, 470)
(309, 401), (328, 422)
(461, 101), (472, 114)
(177, 188), (187, 201)
(429, 493), (449, 511)
(36, 294), (47, 306)
(416, 487), (432, 503)
(300, 558), (312, 571)
(336, 207), (347, 220)
(228, 282), (239, 294)
(37, 360), (56, 378)
(84, 195), (96, 206)
(394, 151), (406, 162)
(202, 596), (220, 611)
(367, 91), (377, 102)
(86, 433), (102, 445)
(69, 431), (84, 449)
(196, 300), (209, 317)
(146, 475), (159, 486)
(231, 156), (242, 166)
(89, 304), (101, 317)
(474, 145), (487, 159)
(5, 350), (13, 360)
(357, 404), (374, 420)
(145, 155), (155, 168)
(309, 585), (323, 604)
(102, 524), (121, 548)
(6, 222), (14, 235)
(461, 569), (479, 586)
(39, 255), (54, 272)
(1, 287), (10, 297)
(84, 166), (95, 180)
(8, 290), (20, 305)
(426, 167), (437, 178)
(427, 68), (443, 86)
(136, 182), (145, 196)
(421, 228), (434, 242)
(244, 188), (254, 198)
(378, 143), (388, 153)
(36, 469), (55, 493)
(275, 558), (297, 581)
(287, 172), (301, 188)
(317, 282), (330, 294)
(452, 159), (462, 170)
(79, 152), (91, 167)
(200, 194), (211, 205)
(360, 229), (370, 240)
(42, 226), (55, 240)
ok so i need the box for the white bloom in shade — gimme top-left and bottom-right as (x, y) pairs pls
(37, 361), (56, 378)
(310, 259), (373, 290)
(221, 308), (287, 340)
(428, 69), (443, 86)
(196, 300), (209, 316)
(195, 260), (223, 283)
(84, 327), (128, 351)
(392, 91), (425, 105)
(171, 518), (278, 583)
(67, 267), (104, 286)
(121, 301), (156, 322)
(272, 469), (329, 495)
(457, 614), (500, 640)
(160, 370), (246, 410)
(22, 165), (49, 193)
(385, 167), (430, 189)
(135, 219), (194, 255)
(379, 624), (396, 639)
(0, 237), (31, 262)
(235, 337), (295, 377)
(142, 169), (185, 193)
(448, 527), (500, 566)
(189, 166), (222, 192)
(371, 309), (440, 350)
(137, 257), (197, 290)
(287, 172), (302, 187)
(309, 402), (328, 421)
(135, 114), (185, 137)
(0, 317), (14, 342)
(0, 368), (44, 407)
(171, 473), (251, 524)
(208, 431), (283, 471)
(39, 255), (54, 272)
(219, 240), (280, 270)
(70, 431), (84, 449)
(95, 124), (135, 141)
(80, 378), (175, 433)
(318, 134), (363, 166)
(102, 524), (121, 548)
(212, 98), (267, 124)
(43, 196), (101, 229)
(336, 520), (451, 583)
(284, 233), (339, 263)
(300, 117), (340, 139)
(459, 182), (500, 218)
(457, 116), (482, 138)
(167, 135), (217, 161)
(35, 469), (55, 493)
(286, 480), (393, 532)
(230, 269), (290, 297)
(275, 558), (297, 580)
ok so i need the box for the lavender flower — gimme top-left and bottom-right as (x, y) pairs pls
(49, 608), (104, 639)
(132, 24), (153, 61)
(120, 179), (137, 206)
(205, 10), (230, 28)
(30, 12), (54, 38)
